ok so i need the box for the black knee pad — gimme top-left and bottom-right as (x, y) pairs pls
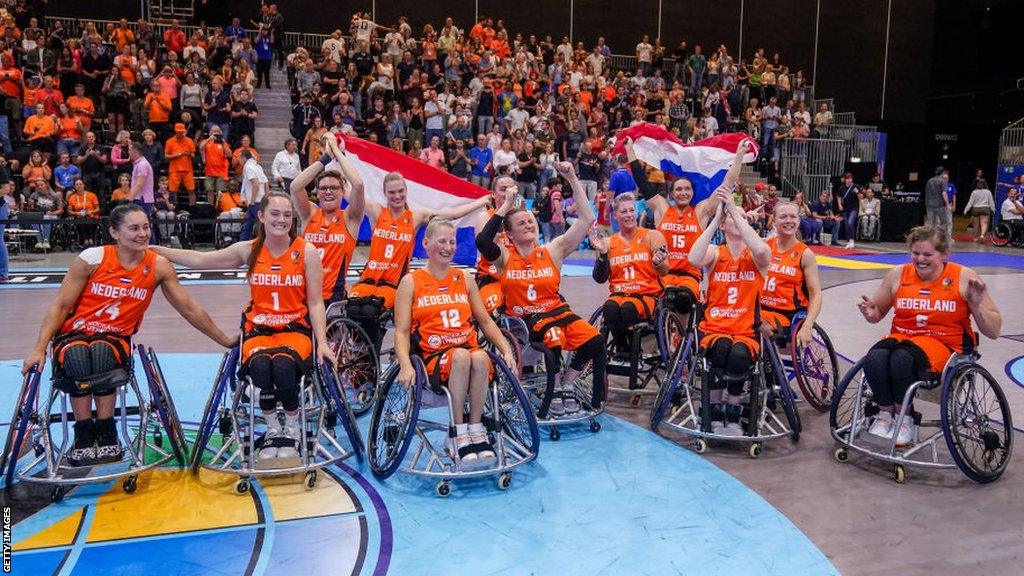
(705, 338), (733, 370)
(247, 354), (274, 391)
(601, 301), (622, 326)
(569, 334), (604, 372)
(271, 355), (300, 412)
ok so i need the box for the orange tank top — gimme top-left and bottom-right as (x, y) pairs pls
(476, 208), (511, 283)
(500, 245), (565, 317)
(303, 208), (355, 301)
(358, 207), (416, 288)
(244, 237), (310, 331)
(607, 231), (662, 297)
(657, 204), (703, 280)
(410, 267), (480, 356)
(700, 245), (763, 338)
(760, 237), (809, 312)
(61, 246), (158, 337)
(890, 262), (975, 352)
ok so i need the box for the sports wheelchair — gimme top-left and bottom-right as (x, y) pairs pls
(592, 292), (690, 408)
(325, 300), (385, 416)
(830, 350), (1013, 484)
(367, 350), (540, 496)
(990, 219), (1024, 248)
(650, 327), (802, 457)
(190, 341), (364, 494)
(492, 313), (604, 442)
(766, 310), (840, 413)
(0, 344), (187, 503)
(856, 213), (881, 242)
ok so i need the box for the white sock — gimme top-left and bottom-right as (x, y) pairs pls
(284, 412), (300, 429)
(455, 423), (469, 437)
(467, 423), (487, 437)
(264, 412), (282, 433)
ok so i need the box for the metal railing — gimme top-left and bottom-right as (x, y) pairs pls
(779, 138), (847, 198)
(833, 111), (856, 125)
(998, 117), (1024, 166)
(816, 124), (878, 163)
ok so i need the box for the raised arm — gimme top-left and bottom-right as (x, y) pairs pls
(326, 136), (366, 240)
(289, 134), (339, 225)
(689, 201), (723, 269)
(720, 139), (751, 193)
(548, 161), (594, 264)
(412, 195), (490, 230)
(151, 240), (251, 270)
(156, 257), (236, 348)
(723, 197), (771, 273)
(475, 187), (517, 272)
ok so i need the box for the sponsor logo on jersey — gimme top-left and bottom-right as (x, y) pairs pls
(428, 335), (442, 348)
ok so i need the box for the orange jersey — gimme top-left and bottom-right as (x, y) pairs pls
(61, 246), (158, 337)
(607, 232), (662, 297)
(890, 263), (975, 353)
(410, 267), (480, 356)
(358, 208), (416, 288)
(303, 208), (356, 301)
(244, 237), (310, 331)
(500, 245), (565, 317)
(760, 237), (809, 312)
(700, 246), (763, 338)
(657, 204), (704, 282)
(476, 208), (512, 283)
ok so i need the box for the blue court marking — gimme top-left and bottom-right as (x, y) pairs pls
(2, 354), (837, 575)
(1005, 356), (1024, 391)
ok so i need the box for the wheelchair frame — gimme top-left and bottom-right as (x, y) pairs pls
(367, 352), (540, 496)
(190, 340), (364, 494)
(990, 219), (1024, 248)
(0, 344), (187, 503)
(650, 330), (801, 458)
(774, 311), (840, 414)
(494, 314), (604, 441)
(856, 213), (881, 242)
(829, 351), (1014, 484)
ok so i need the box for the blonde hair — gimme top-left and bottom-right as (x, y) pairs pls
(424, 218), (455, 239)
(906, 225), (950, 255)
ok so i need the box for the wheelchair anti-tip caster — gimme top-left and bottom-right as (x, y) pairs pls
(435, 480), (451, 497)
(692, 439), (708, 454)
(497, 472), (512, 490)
(304, 470), (318, 490)
(549, 427), (561, 441)
(50, 485), (65, 503)
(893, 465), (906, 484)
(749, 443), (763, 459)
(834, 447), (849, 463)
(589, 420), (601, 433)
(122, 475), (138, 494)
(236, 478), (251, 494)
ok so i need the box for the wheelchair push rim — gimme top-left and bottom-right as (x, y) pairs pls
(368, 359), (424, 479)
(327, 317), (381, 417)
(319, 361), (366, 461)
(650, 331), (695, 432)
(139, 346), (189, 466)
(940, 363), (1014, 483)
(791, 321), (840, 413)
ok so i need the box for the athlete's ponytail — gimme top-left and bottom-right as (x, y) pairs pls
(246, 191), (299, 279)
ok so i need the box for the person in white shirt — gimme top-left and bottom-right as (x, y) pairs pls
(505, 100), (530, 134)
(701, 108), (719, 136)
(635, 35), (653, 76)
(492, 139), (518, 176)
(240, 150), (269, 240)
(963, 186), (995, 242)
(321, 30), (345, 65)
(1001, 188), (1024, 222)
(271, 138), (301, 192)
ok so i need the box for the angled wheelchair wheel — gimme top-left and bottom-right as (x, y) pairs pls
(482, 327), (524, 380)
(140, 346), (188, 466)
(190, 348), (238, 473)
(763, 341), (801, 437)
(990, 222), (1013, 247)
(2, 369), (42, 487)
(791, 321), (839, 413)
(368, 359), (423, 479)
(941, 363), (1014, 483)
(650, 331), (695, 432)
(319, 361), (365, 460)
(489, 351), (541, 456)
(829, 358), (869, 433)
(656, 305), (687, 371)
(327, 317), (381, 417)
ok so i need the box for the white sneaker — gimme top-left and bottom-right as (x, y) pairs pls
(259, 428), (280, 460)
(721, 421), (744, 437)
(845, 240), (855, 250)
(894, 417), (917, 448)
(547, 396), (565, 417)
(276, 425), (300, 458)
(868, 412), (894, 439)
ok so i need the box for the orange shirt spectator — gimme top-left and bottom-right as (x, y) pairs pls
(67, 93), (95, 125)
(216, 190), (245, 212)
(469, 22), (485, 43)
(58, 115), (83, 140)
(491, 38), (510, 59)
(164, 27), (186, 54)
(202, 138), (231, 179)
(37, 86), (64, 116)
(110, 187), (131, 202)
(144, 90), (172, 123)
(0, 65), (21, 99)
(164, 132), (196, 173)
(231, 146), (260, 172)
(112, 26), (135, 52)
(67, 190), (100, 218)
(24, 112), (57, 141)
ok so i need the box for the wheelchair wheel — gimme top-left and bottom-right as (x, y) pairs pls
(319, 361), (365, 460)
(829, 358), (869, 433)
(327, 317), (380, 416)
(990, 222), (1012, 247)
(489, 350), (541, 455)
(2, 370), (42, 487)
(941, 363), (1014, 483)
(650, 331), (695, 432)
(482, 328), (524, 380)
(191, 348), (238, 473)
(140, 346), (188, 465)
(764, 340), (801, 437)
(368, 359), (424, 479)
(791, 321), (839, 413)
(656, 305), (687, 372)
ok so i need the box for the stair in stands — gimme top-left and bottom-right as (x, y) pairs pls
(252, 65), (292, 180)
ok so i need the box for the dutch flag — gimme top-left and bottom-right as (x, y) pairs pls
(331, 134), (489, 265)
(610, 124), (760, 203)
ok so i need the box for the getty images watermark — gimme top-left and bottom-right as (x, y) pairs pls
(3, 505), (10, 573)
